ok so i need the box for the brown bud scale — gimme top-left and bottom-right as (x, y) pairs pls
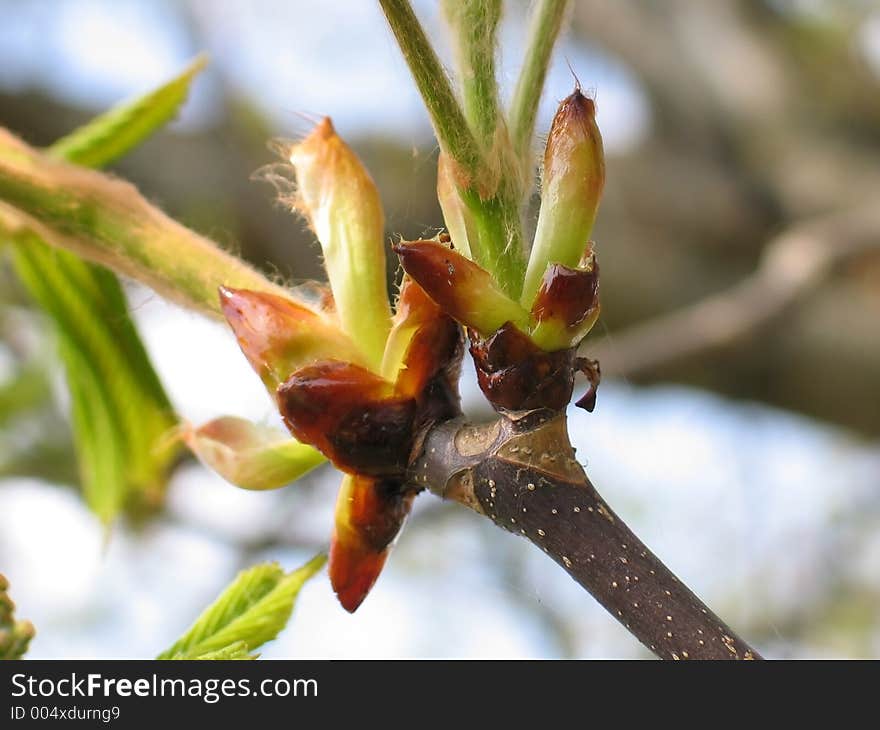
(468, 323), (578, 412)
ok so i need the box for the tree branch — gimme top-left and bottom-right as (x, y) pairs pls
(591, 206), (880, 378)
(410, 411), (761, 660)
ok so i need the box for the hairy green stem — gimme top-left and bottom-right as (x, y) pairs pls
(381, 0), (527, 298)
(508, 0), (569, 167)
(460, 187), (526, 298)
(443, 0), (502, 148)
(0, 129), (289, 318)
(379, 0), (483, 181)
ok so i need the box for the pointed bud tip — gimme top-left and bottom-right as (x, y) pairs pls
(560, 86), (596, 119)
(217, 284), (233, 305)
(329, 539), (388, 613)
(291, 117), (336, 159)
(522, 85), (604, 307)
(217, 285), (261, 321)
(314, 116), (335, 136)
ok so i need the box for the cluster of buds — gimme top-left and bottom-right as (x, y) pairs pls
(0, 575), (34, 660)
(397, 87), (604, 413)
(187, 86), (604, 612)
(189, 120), (463, 612)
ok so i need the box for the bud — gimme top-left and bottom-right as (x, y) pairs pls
(521, 88), (605, 308)
(0, 589), (11, 626)
(329, 473), (414, 613)
(219, 286), (365, 392)
(0, 575), (34, 660)
(288, 118), (391, 371)
(381, 276), (462, 400)
(469, 323), (578, 412)
(436, 153), (474, 259)
(181, 416), (324, 491)
(279, 280), (463, 612)
(277, 360), (415, 476)
(528, 246), (600, 351)
(0, 621), (35, 660)
(393, 240), (529, 337)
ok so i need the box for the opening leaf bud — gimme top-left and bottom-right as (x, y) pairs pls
(288, 118), (392, 371)
(219, 286), (366, 392)
(393, 239), (529, 337)
(381, 275), (462, 394)
(181, 416), (324, 491)
(521, 88), (605, 308)
(329, 473), (414, 612)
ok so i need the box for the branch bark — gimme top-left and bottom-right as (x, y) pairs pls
(410, 410), (761, 660)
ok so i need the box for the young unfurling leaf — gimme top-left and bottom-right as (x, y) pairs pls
(181, 416), (324, 491)
(4, 56), (209, 523)
(157, 556), (325, 660)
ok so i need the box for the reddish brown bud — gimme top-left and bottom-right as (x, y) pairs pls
(219, 286), (364, 391)
(277, 360), (415, 476)
(574, 357), (601, 413)
(529, 252), (600, 351)
(329, 473), (415, 612)
(469, 323), (577, 412)
(385, 277), (462, 402)
(393, 240), (528, 337)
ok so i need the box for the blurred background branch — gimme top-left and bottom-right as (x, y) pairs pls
(591, 205), (880, 378)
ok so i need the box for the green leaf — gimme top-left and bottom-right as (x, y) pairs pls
(4, 55), (208, 521)
(187, 641), (256, 661)
(158, 556), (326, 660)
(0, 363), (51, 428)
(49, 54), (208, 168)
(0, 128), (291, 318)
(11, 234), (177, 519)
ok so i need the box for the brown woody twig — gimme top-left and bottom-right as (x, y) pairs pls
(410, 410), (761, 660)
